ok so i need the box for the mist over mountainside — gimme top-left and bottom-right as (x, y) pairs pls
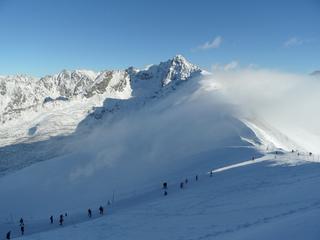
(0, 55), (202, 175)
(0, 55), (200, 145)
(1, 55), (319, 178)
(0, 55), (264, 218)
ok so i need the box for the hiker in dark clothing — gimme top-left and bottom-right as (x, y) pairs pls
(50, 215), (53, 224)
(19, 218), (24, 225)
(59, 214), (64, 226)
(6, 231), (11, 240)
(164, 190), (168, 196)
(196, 175), (198, 181)
(88, 208), (92, 218)
(20, 223), (25, 235)
(180, 182), (184, 189)
(163, 182), (167, 189)
(185, 178), (188, 184)
(99, 206), (104, 215)
(210, 171), (213, 177)
(65, 213), (68, 217)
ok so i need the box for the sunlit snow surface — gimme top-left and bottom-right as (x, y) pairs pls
(2, 153), (320, 240)
(1, 56), (320, 239)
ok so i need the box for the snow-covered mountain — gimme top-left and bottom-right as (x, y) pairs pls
(0, 55), (206, 175)
(0, 55), (201, 147)
(1, 55), (320, 240)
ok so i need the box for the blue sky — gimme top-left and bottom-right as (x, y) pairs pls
(0, 0), (319, 76)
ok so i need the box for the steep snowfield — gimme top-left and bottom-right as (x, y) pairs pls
(241, 118), (300, 152)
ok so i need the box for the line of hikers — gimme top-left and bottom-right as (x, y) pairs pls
(162, 173), (207, 196)
(4, 218), (24, 240)
(2, 158), (256, 239)
(4, 205), (106, 239)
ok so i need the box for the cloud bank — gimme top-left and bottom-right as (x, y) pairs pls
(198, 36), (223, 50)
(211, 67), (320, 153)
(284, 37), (309, 48)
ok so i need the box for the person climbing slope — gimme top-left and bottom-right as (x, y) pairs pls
(6, 231), (11, 240)
(59, 214), (64, 226)
(20, 222), (25, 235)
(163, 182), (168, 189)
(99, 206), (104, 215)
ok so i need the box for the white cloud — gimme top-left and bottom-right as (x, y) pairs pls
(198, 36), (223, 50)
(224, 61), (239, 71)
(284, 37), (306, 48)
(212, 60), (239, 71)
(211, 68), (320, 153)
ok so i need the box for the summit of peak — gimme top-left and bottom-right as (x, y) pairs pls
(172, 54), (187, 61)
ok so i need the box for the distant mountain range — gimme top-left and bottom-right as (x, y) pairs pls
(0, 55), (202, 146)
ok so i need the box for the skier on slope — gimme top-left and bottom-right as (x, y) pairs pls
(164, 190), (168, 196)
(19, 218), (24, 225)
(99, 206), (104, 215)
(196, 175), (198, 181)
(50, 215), (53, 224)
(180, 182), (184, 189)
(88, 208), (92, 218)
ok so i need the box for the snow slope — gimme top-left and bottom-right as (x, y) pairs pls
(3, 153), (320, 240)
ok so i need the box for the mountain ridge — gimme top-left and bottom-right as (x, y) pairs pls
(0, 55), (202, 147)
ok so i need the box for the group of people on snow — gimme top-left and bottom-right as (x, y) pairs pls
(4, 205), (107, 239)
(5, 218), (24, 239)
(162, 174), (203, 196)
